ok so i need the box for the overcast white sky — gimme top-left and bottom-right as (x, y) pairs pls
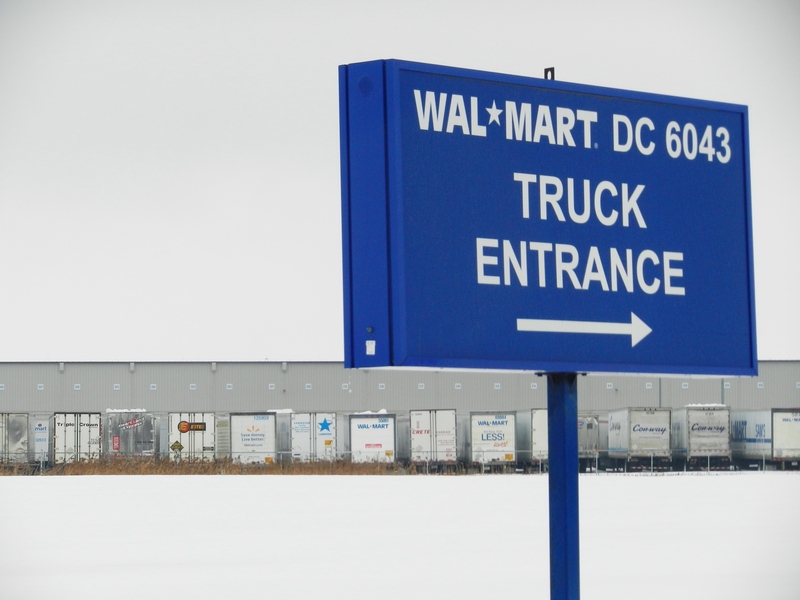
(0, 1), (797, 363)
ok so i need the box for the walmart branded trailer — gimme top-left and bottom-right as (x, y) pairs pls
(230, 413), (277, 463)
(731, 409), (800, 470)
(350, 413), (396, 463)
(671, 405), (731, 470)
(410, 409), (457, 464)
(291, 413), (336, 461)
(31, 416), (49, 464)
(608, 408), (672, 471)
(470, 412), (516, 464)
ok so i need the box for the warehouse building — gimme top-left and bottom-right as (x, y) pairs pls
(0, 360), (796, 414)
(0, 360), (797, 467)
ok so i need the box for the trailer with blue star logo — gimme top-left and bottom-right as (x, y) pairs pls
(291, 413), (337, 461)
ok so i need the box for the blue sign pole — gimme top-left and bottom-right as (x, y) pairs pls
(547, 373), (580, 600)
(339, 56), (756, 598)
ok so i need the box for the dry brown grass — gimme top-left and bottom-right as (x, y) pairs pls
(0, 462), (39, 476)
(0, 457), (410, 476)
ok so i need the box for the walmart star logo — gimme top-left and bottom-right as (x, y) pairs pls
(486, 100), (502, 126)
(318, 418), (332, 432)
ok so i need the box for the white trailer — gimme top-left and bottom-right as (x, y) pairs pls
(470, 412), (516, 465)
(0, 414), (28, 463)
(31, 416), (50, 464)
(773, 410), (800, 465)
(530, 409), (548, 468)
(350, 414), (395, 463)
(104, 410), (156, 457)
(410, 409), (457, 465)
(608, 408), (672, 471)
(168, 412), (216, 461)
(53, 413), (101, 463)
(230, 413), (277, 464)
(291, 413), (336, 461)
(577, 415), (600, 472)
(596, 413), (610, 470)
(671, 405), (731, 470)
(731, 409), (800, 470)
(526, 411), (596, 471)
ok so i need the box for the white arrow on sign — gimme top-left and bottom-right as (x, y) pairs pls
(517, 312), (652, 347)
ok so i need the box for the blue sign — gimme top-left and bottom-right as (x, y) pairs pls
(339, 60), (757, 375)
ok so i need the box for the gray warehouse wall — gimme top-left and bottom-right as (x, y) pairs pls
(0, 361), (796, 415)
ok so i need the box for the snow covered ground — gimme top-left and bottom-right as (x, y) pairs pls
(0, 472), (797, 599)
